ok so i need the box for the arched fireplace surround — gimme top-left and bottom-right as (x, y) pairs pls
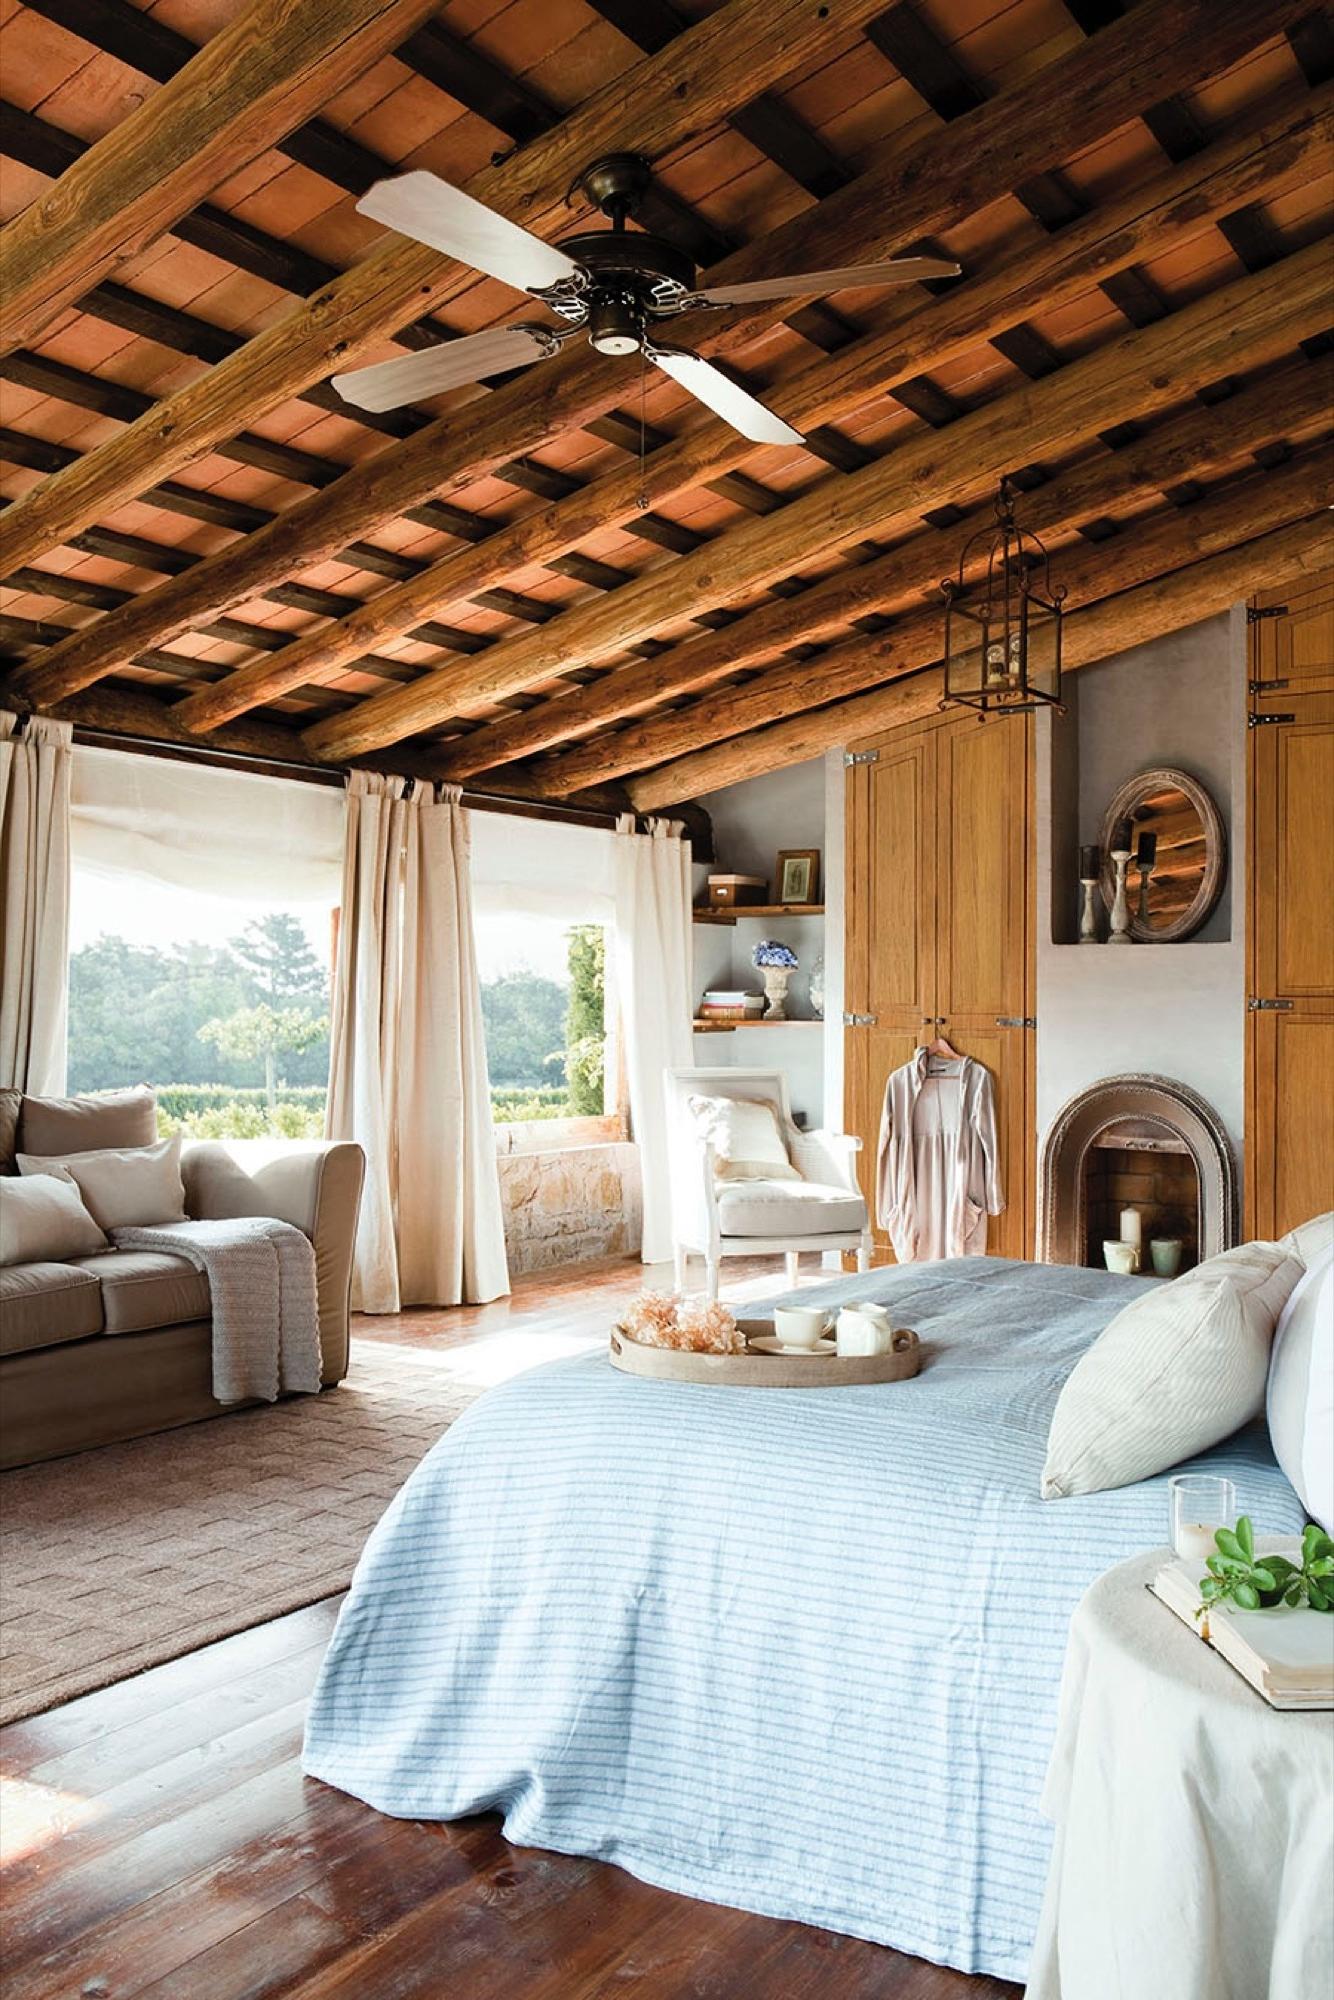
(1038, 1074), (1237, 1269)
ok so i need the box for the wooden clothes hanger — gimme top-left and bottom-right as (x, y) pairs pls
(918, 1023), (965, 1069)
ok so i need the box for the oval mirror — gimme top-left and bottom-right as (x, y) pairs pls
(1099, 767), (1225, 943)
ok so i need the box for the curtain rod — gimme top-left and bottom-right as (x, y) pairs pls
(70, 727), (625, 831)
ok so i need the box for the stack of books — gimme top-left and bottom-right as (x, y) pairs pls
(698, 990), (765, 1022)
(1150, 1551), (1334, 1710)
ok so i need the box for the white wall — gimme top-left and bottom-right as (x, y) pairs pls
(1036, 606), (1247, 1168)
(690, 759), (832, 1127)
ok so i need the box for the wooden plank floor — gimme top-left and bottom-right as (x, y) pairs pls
(0, 1256), (1023, 2000)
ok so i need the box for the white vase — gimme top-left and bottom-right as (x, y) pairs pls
(762, 967), (791, 1019)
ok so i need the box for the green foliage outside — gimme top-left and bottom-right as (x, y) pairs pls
(70, 908), (609, 1137)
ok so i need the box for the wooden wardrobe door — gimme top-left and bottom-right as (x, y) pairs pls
(1247, 579), (1334, 1238)
(934, 713), (1035, 1260)
(843, 728), (936, 1260)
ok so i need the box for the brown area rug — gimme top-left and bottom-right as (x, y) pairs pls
(0, 1340), (500, 1725)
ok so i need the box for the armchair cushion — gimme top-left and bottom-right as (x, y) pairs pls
(687, 1093), (800, 1183)
(717, 1178), (867, 1239)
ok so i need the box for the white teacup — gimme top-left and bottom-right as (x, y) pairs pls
(772, 1305), (833, 1350)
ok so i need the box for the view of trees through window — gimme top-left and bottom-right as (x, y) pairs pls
(68, 872), (609, 1136)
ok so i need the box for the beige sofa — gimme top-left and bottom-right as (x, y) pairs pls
(0, 1087), (364, 1469)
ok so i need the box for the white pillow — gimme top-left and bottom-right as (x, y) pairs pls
(1281, 1211), (1333, 1268)
(1042, 1240), (1304, 1499)
(0, 1172), (109, 1265)
(17, 1135), (187, 1231)
(1267, 1246), (1333, 1533)
(687, 1094), (800, 1183)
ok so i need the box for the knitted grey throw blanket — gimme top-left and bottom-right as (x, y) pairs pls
(110, 1216), (322, 1404)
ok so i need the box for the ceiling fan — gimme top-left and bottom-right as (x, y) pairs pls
(332, 153), (960, 444)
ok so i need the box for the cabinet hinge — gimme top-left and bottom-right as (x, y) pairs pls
(1246, 605), (1288, 623)
(1248, 998), (1294, 1011)
(1247, 712), (1296, 728)
(1248, 677), (1289, 695)
(842, 1011), (878, 1027)
(995, 1015), (1037, 1029)
(843, 749), (879, 767)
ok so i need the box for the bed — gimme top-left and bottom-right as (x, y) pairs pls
(302, 1257), (1306, 1983)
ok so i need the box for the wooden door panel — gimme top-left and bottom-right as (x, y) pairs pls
(937, 717), (1029, 1021)
(1248, 1009), (1334, 1241)
(864, 732), (935, 1022)
(1253, 573), (1334, 690)
(1274, 717), (1334, 996)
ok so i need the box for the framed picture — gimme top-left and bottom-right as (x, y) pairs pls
(775, 849), (819, 906)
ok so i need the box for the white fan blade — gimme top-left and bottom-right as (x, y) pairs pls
(356, 170), (580, 293)
(650, 348), (802, 446)
(333, 324), (559, 413)
(692, 256), (960, 308)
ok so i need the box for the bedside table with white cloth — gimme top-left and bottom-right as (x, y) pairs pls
(1026, 1550), (1334, 2000)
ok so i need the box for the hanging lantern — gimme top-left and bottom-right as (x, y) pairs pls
(939, 477), (1066, 715)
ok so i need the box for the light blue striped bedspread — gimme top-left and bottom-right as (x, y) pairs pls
(303, 1258), (1304, 1982)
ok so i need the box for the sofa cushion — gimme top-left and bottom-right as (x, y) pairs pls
(17, 1085), (156, 1158)
(0, 1088), (19, 1174)
(0, 1263), (104, 1356)
(19, 1136), (187, 1231)
(717, 1177), (867, 1238)
(1, 1173), (109, 1265)
(68, 1249), (210, 1335)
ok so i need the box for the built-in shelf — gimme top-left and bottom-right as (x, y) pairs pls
(692, 902), (824, 926)
(692, 1017), (824, 1033)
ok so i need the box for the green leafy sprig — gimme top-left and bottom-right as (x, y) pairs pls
(1197, 1516), (1334, 1615)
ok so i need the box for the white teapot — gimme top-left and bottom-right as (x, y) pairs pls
(835, 1302), (896, 1357)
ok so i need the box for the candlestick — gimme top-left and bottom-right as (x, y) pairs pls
(1107, 842), (1133, 945)
(1135, 830), (1158, 927)
(1078, 843), (1101, 943)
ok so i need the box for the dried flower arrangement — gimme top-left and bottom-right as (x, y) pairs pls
(619, 1290), (746, 1355)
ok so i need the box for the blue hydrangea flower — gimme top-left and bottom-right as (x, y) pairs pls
(752, 939), (798, 969)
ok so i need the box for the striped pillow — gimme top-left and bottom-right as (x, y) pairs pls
(1267, 1248), (1334, 1533)
(1042, 1241), (1304, 1499)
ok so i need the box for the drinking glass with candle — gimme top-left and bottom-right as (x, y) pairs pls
(1170, 1473), (1236, 1564)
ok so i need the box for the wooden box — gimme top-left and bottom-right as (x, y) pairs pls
(707, 873), (766, 908)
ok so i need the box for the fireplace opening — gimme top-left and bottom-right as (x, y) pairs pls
(1040, 1075), (1236, 1272)
(1083, 1120), (1201, 1275)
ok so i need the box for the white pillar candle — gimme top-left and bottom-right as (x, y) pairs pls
(1120, 1207), (1142, 1250)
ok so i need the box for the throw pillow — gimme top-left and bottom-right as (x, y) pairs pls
(0, 1173), (109, 1265)
(1042, 1240), (1304, 1499)
(1281, 1211), (1334, 1268)
(17, 1084), (157, 1158)
(687, 1094), (800, 1182)
(1267, 1247), (1334, 1533)
(17, 1135), (187, 1232)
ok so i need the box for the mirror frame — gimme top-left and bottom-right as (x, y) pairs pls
(1098, 766), (1226, 944)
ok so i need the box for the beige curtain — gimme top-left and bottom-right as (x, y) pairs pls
(613, 814), (694, 1263)
(326, 772), (509, 1313)
(0, 711), (72, 1093)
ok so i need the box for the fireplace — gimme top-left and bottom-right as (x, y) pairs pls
(1039, 1075), (1237, 1271)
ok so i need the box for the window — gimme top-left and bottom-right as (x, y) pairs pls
(475, 910), (621, 1143)
(68, 871), (333, 1140)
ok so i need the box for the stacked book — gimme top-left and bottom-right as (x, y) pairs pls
(1150, 1550), (1334, 1710)
(698, 990), (765, 1023)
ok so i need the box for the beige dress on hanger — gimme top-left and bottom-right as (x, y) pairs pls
(875, 1048), (1004, 1263)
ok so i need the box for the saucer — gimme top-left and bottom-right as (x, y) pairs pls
(749, 1334), (836, 1356)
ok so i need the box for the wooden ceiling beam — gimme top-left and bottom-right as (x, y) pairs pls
(534, 358), (1334, 792)
(6, 0), (1302, 694)
(0, 0), (885, 575)
(0, 0), (444, 354)
(303, 232), (1331, 767)
(166, 76), (1332, 743)
(626, 510), (1334, 807)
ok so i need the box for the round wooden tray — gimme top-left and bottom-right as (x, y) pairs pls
(608, 1319), (921, 1388)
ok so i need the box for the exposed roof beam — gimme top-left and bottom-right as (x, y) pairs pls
(0, 0), (442, 352)
(0, 0), (886, 575)
(627, 510), (1334, 806)
(298, 234), (1331, 765)
(14, 0), (1306, 726)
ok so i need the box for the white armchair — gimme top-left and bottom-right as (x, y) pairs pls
(664, 1067), (872, 1301)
